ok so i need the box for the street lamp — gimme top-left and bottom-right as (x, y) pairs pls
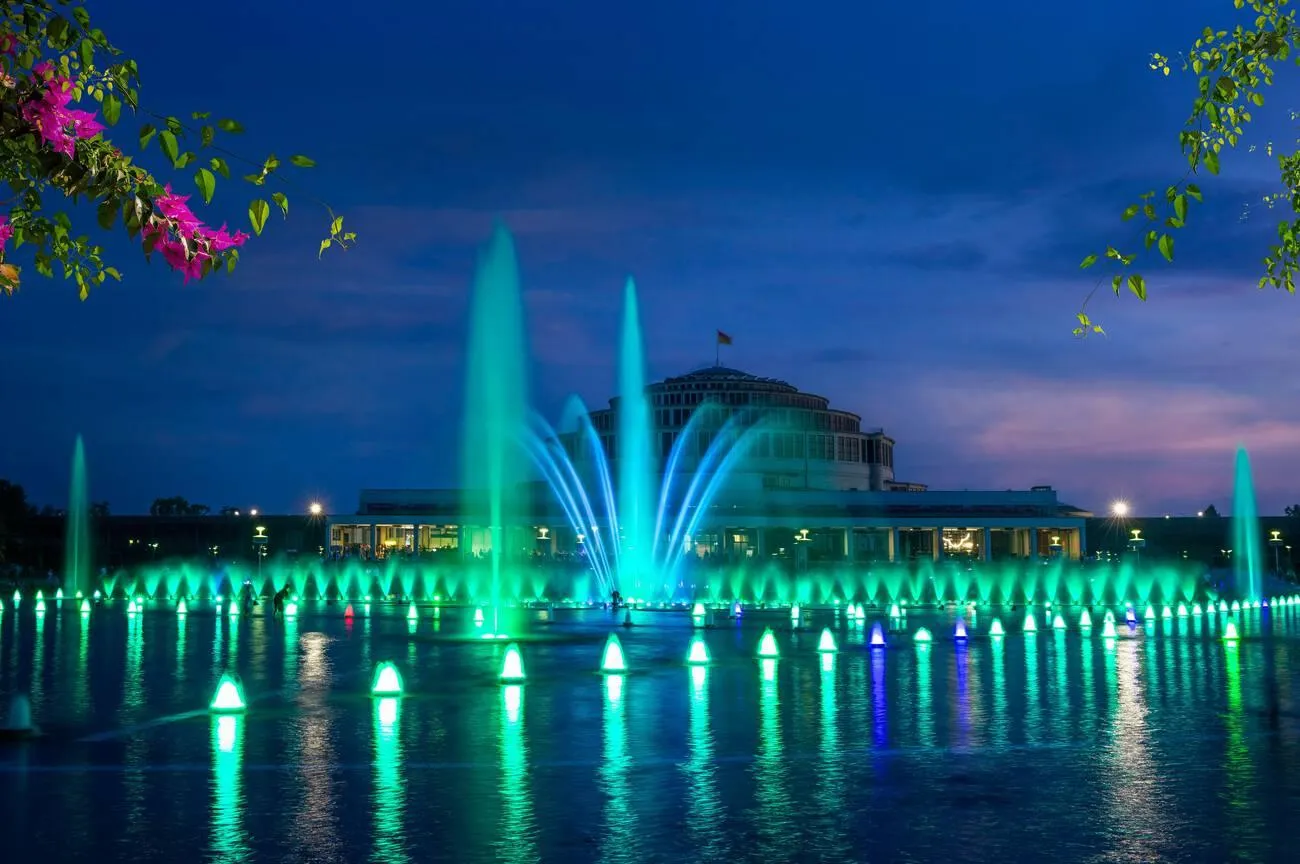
(1111, 501), (1130, 517)
(309, 502), (323, 517)
(253, 525), (269, 580)
(1269, 530), (1284, 574)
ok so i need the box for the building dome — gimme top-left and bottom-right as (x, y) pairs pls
(574, 366), (899, 493)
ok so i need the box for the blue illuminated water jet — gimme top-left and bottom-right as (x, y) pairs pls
(64, 435), (90, 598)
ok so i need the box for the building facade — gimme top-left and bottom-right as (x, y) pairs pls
(327, 366), (1091, 563)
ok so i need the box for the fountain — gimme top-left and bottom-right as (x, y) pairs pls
(462, 225), (530, 629)
(817, 627), (838, 653)
(210, 672), (247, 713)
(1232, 447), (1263, 601)
(600, 633), (628, 673)
(371, 662), (404, 697)
(686, 636), (710, 665)
(64, 434), (89, 598)
(500, 643), (526, 683)
(616, 278), (655, 598)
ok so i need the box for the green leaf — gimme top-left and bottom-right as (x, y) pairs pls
(1204, 149), (1221, 175)
(79, 38), (93, 70)
(1186, 184), (1203, 202)
(209, 157), (230, 179)
(319, 238), (332, 257)
(330, 216), (344, 236)
(1250, 91), (1265, 106)
(200, 125), (214, 148)
(104, 267), (121, 281)
(1121, 204), (1140, 220)
(138, 123), (156, 150)
(158, 130), (179, 164)
(1158, 233), (1175, 262)
(1079, 254), (1098, 269)
(1127, 273), (1147, 300)
(96, 199), (116, 231)
(101, 93), (121, 126)
(271, 192), (288, 217)
(248, 199), (270, 236)
(289, 155), (316, 168)
(217, 118), (244, 134)
(195, 168), (216, 204)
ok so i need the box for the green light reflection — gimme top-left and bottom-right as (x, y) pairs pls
(1023, 635), (1040, 745)
(599, 675), (639, 862)
(990, 636), (1007, 746)
(209, 714), (250, 863)
(122, 614), (144, 718)
(817, 653), (849, 857)
(372, 697), (408, 863)
(915, 645), (933, 747)
(1051, 630), (1068, 742)
(496, 685), (537, 864)
(1222, 642), (1262, 852)
(754, 658), (793, 858)
(683, 666), (726, 858)
(282, 613), (299, 691)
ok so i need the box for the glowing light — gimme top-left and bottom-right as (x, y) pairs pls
(370, 661), (404, 697)
(1230, 600), (1241, 612)
(500, 643), (526, 683)
(1111, 500), (1130, 517)
(1079, 609), (1092, 627)
(1144, 605), (1156, 621)
(942, 530), (975, 553)
(1052, 613), (1066, 630)
(953, 618), (968, 641)
(889, 603), (903, 618)
(1023, 612), (1037, 633)
(989, 618), (1005, 637)
(210, 672), (247, 713)
(474, 607), (485, 626)
(54, 588), (63, 602)
(757, 627), (779, 659)
(686, 636), (710, 665)
(790, 603), (801, 621)
(35, 599), (46, 614)
(732, 602), (743, 617)
(853, 604), (866, 621)
(177, 599), (188, 616)
(406, 603), (418, 621)
(35, 590), (44, 601)
(817, 627), (838, 653)
(1192, 603), (1204, 616)
(285, 602), (298, 617)
(308, 502), (323, 516)
(601, 633), (628, 673)
(869, 622), (887, 647)
(127, 599), (138, 615)
(1223, 620), (1240, 642)
(913, 627), (933, 643)
(1101, 619), (1118, 639)
(228, 599), (240, 617)
(691, 602), (706, 618)
(1162, 606), (1173, 619)
(79, 599), (90, 614)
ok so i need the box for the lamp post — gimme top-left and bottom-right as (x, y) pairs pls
(1127, 528), (1145, 559)
(253, 525), (269, 581)
(1269, 530), (1284, 575)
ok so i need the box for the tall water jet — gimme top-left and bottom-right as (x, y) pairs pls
(64, 434), (90, 598)
(463, 226), (530, 625)
(1232, 447), (1263, 601)
(617, 278), (655, 597)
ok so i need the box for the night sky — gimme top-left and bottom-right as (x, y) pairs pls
(1, 0), (1296, 516)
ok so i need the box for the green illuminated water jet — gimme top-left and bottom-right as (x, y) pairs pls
(686, 636), (710, 665)
(500, 643), (526, 682)
(370, 661), (404, 696)
(1232, 447), (1263, 601)
(600, 633), (628, 673)
(617, 278), (655, 597)
(210, 672), (247, 713)
(757, 628), (779, 658)
(64, 435), (90, 598)
(463, 225), (530, 628)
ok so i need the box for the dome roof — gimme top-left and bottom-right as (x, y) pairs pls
(662, 366), (797, 390)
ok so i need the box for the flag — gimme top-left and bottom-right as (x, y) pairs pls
(716, 330), (733, 346)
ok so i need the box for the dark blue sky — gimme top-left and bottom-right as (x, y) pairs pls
(2, 0), (1295, 516)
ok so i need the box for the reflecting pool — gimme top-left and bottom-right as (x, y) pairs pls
(2, 600), (1299, 862)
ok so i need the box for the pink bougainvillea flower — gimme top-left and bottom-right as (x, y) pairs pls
(21, 73), (103, 158)
(0, 215), (13, 254)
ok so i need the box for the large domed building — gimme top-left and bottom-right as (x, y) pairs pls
(575, 365), (914, 493)
(327, 365), (1090, 564)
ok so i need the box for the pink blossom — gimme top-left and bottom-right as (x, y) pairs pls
(154, 186), (202, 233)
(21, 73), (103, 158)
(0, 215), (12, 254)
(141, 193), (248, 283)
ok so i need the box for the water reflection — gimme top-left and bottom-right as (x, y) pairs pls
(1023, 634), (1040, 744)
(915, 645), (934, 747)
(990, 636), (1007, 746)
(282, 613), (299, 690)
(372, 697), (408, 863)
(683, 666), (725, 858)
(1102, 639), (1168, 859)
(210, 714), (250, 863)
(122, 614), (144, 718)
(816, 654), (849, 859)
(292, 633), (343, 862)
(953, 641), (971, 749)
(870, 647), (887, 747)
(753, 658), (793, 858)
(1222, 643), (1264, 859)
(599, 674), (638, 863)
(496, 685), (537, 864)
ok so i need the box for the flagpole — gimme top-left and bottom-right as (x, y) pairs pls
(715, 336), (719, 367)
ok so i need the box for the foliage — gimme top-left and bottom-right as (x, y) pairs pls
(1202, 503), (1221, 517)
(1077, 0), (1300, 335)
(0, 478), (32, 562)
(149, 496), (208, 516)
(0, 1), (355, 299)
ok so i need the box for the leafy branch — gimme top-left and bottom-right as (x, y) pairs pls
(1076, 0), (1296, 335)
